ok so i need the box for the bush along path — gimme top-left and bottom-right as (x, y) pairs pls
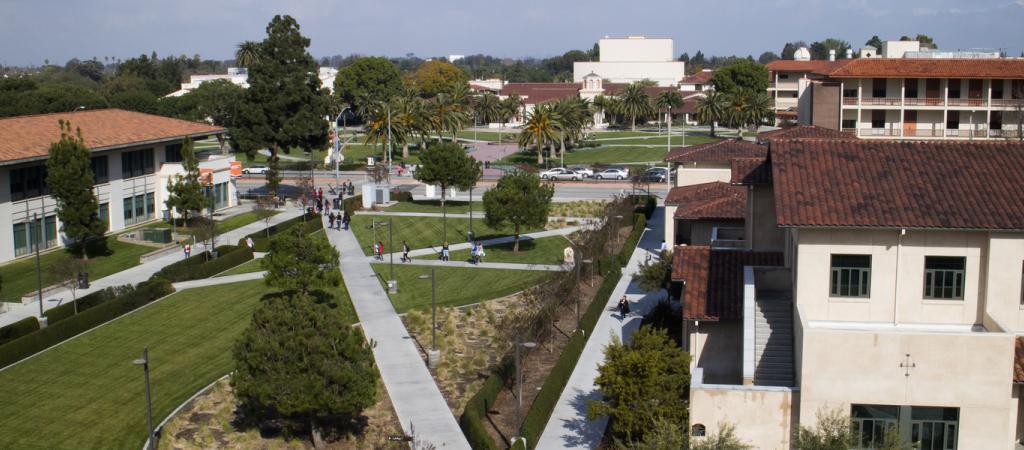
(324, 215), (471, 449)
(535, 207), (667, 450)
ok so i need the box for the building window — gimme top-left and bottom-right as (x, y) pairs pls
(871, 110), (885, 129)
(691, 424), (706, 437)
(98, 203), (109, 232)
(910, 407), (958, 450)
(779, 74), (790, 80)
(992, 80), (1004, 99)
(872, 78), (886, 97)
(91, 156), (109, 184)
(12, 214), (58, 257)
(164, 144), (183, 163)
(924, 256), (965, 300)
(852, 405), (958, 450)
(1013, 80), (1024, 99)
(990, 111), (1002, 130)
(842, 119), (856, 129)
(904, 79), (918, 98)
(211, 182), (229, 210)
(9, 165), (48, 201)
(852, 404), (899, 449)
(123, 193), (155, 226)
(948, 79), (961, 99)
(843, 89), (857, 98)
(946, 111), (960, 130)
(831, 254), (871, 297)
(121, 148), (154, 179)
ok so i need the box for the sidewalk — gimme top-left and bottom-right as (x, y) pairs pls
(0, 205), (304, 328)
(383, 226), (581, 260)
(369, 258), (566, 272)
(171, 271), (266, 290)
(535, 208), (667, 450)
(325, 217), (470, 449)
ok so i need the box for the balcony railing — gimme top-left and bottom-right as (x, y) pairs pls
(945, 129), (989, 138)
(841, 128), (857, 135)
(988, 129), (1021, 139)
(859, 128), (902, 137)
(861, 97), (902, 106)
(947, 98), (988, 107)
(842, 97), (858, 105)
(904, 98), (945, 106)
(991, 98), (1024, 108)
(903, 129), (944, 138)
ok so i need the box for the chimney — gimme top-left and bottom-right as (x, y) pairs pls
(829, 49), (836, 61)
(845, 48), (853, 59)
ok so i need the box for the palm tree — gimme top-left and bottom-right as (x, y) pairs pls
(476, 93), (501, 129)
(433, 94), (470, 142)
(696, 91), (729, 138)
(362, 100), (408, 163)
(742, 91), (774, 135)
(498, 94), (524, 144)
(235, 41), (261, 68)
(392, 95), (422, 159)
(518, 104), (559, 164)
(723, 93), (751, 138)
(655, 91), (684, 136)
(616, 82), (654, 132)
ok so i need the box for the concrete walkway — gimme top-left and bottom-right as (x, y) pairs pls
(369, 258), (566, 272)
(381, 226), (581, 260)
(535, 208), (667, 450)
(325, 217), (470, 449)
(0, 205), (305, 327)
(171, 271), (266, 290)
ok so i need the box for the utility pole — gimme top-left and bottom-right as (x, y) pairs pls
(31, 209), (43, 318)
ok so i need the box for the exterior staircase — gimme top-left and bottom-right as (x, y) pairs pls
(753, 293), (795, 386)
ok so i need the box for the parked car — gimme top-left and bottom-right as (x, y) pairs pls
(637, 167), (669, 183)
(568, 166), (593, 178)
(242, 165), (269, 175)
(594, 168), (630, 180)
(539, 167), (582, 181)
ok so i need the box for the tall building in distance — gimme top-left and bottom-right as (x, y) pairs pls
(573, 36), (686, 87)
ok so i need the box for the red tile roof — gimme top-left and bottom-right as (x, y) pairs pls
(826, 58), (1024, 79)
(731, 157), (772, 185)
(681, 70), (714, 85)
(665, 139), (767, 163)
(756, 125), (854, 143)
(666, 182), (747, 220)
(766, 60), (847, 75)
(0, 109), (224, 164)
(672, 246), (784, 321)
(500, 83), (580, 104)
(1015, 337), (1024, 383)
(771, 140), (1024, 230)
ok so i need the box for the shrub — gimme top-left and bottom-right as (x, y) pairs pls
(151, 246), (254, 282)
(391, 191), (414, 203)
(0, 279), (174, 369)
(520, 330), (586, 447)
(0, 317), (39, 347)
(43, 285), (133, 324)
(342, 195), (363, 215)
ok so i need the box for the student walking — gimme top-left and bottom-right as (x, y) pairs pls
(376, 241), (385, 260)
(470, 242), (478, 264)
(617, 295), (631, 320)
(402, 241), (411, 263)
(476, 242), (485, 263)
(328, 213), (336, 229)
(342, 211), (350, 230)
(183, 243), (191, 259)
(441, 241), (450, 261)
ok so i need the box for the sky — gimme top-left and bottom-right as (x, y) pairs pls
(2, 0), (1024, 67)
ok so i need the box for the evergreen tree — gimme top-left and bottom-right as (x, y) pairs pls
(413, 142), (482, 242)
(232, 292), (378, 448)
(165, 137), (205, 225)
(482, 171), (554, 252)
(45, 120), (105, 259)
(262, 228), (342, 295)
(232, 15), (329, 198)
(865, 35), (884, 50)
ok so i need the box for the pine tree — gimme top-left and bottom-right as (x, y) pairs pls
(262, 228), (342, 295)
(165, 137), (205, 225)
(482, 171), (554, 252)
(45, 120), (105, 259)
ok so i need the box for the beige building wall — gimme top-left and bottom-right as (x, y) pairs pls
(690, 320), (743, 384)
(980, 233), (1024, 332)
(690, 385), (796, 450)
(675, 163), (731, 187)
(798, 326), (1016, 448)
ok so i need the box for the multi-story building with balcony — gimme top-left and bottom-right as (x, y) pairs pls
(677, 137), (1024, 449)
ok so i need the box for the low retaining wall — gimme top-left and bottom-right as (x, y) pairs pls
(139, 244), (181, 264)
(20, 282), (69, 305)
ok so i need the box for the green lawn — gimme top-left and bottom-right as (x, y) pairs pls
(214, 210), (277, 235)
(592, 130), (660, 138)
(385, 199), (484, 215)
(215, 258), (265, 277)
(371, 265), (549, 313)
(0, 280), (355, 450)
(350, 215), (542, 256)
(414, 235), (570, 265)
(0, 239), (154, 303)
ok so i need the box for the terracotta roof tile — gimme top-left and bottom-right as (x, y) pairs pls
(672, 246), (784, 321)
(665, 139), (767, 163)
(771, 139), (1024, 230)
(757, 125), (854, 143)
(0, 109), (224, 164)
(603, 83), (680, 98)
(500, 83), (580, 104)
(681, 71), (714, 85)
(731, 157), (772, 185)
(666, 182), (746, 220)
(766, 60), (849, 75)
(826, 58), (1024, 79)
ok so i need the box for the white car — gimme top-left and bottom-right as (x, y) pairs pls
(539, 167), (581, 181)
(569, 166), (593, 178)
(242, 165), (269, 175)
(594, 168), (629, 180)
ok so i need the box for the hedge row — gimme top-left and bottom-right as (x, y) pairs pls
(241, 212), (321, 252)
(633, 195), (656, 219)
(458, 357), (513, 450)
(150, 246), (254, 282)
(617, 214), (646, 267)
(0, 279), (175, 369)
(520, 330), (586, 447)
(43, 285), (133, 325)
(0, 317), (40, 347)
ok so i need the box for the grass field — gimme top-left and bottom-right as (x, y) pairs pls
(414, 235), (569, 265)
(350, 215), (542, 256)
(371, 264), (549, 313)
(0, 239), (154, 303)
(384, 199), (484, 215)
(214, 258), (265, 277)
(0, 280), (355, 450)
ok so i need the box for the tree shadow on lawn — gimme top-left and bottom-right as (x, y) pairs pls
(68, 237), (113, 258)
(259, 289), (341, 309)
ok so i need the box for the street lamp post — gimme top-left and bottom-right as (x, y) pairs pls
(666, 106), (672, 191)
(30, 211), (43, 318)
(133, 347), (155, 450)
(419, 269), (441, 368)
(332, 107), (353, 185)
(374, 220), (396, 293)
(514, 340), (538, 444)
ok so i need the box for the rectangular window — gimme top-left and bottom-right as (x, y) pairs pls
(968, 79), (983, 99)
(91, 156), (109, 184)
(1014, 80), (1024, 99)
(164, 144), (183, 163)
(12, 223), (28, 257)
(121, 148), (155, 179)
(872, 78), (886, 98)
(831, 255), (871, 297)
(852, 404), (899, 449)
(98, 203), (109, 232)
(871, 110), (885, 129)
(843, 89), (857, 98)
(992, 80), (1004, 99)
(134, 193), (145, 220)
(842, 119), (856, 129)
(904, 79), (918, 98)
(779, 74), (790, 80)
(924, 256), (966, 300)
(948, 79), (961, 99)
(852, 405), (959, 450)
(12, 215), (57, 257)
(990, 111), (1003, 130)
(9, 165), (48, 201)
(946, 111), (960, 130)
(910, 407), (958, 450)
(145, 192), (155, 217)
(925, 78), (941, 99)
(123, 197), (133, 223)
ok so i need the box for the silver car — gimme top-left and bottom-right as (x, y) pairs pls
(539, 167), (582, 181)
(594, 168), (629, 180)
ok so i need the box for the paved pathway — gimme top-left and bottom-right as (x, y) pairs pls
(0, 205), (304, 327)
(325, 218), (470, 449)
(536, 208), (667, 450)
(370, 258), (566, 272)
(380, 226), (581, 260)
(171, 271), (266, 290)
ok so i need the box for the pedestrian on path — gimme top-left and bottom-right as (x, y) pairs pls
(183, 243), (191, 259)
(328, 213), (336, 229)
(477, 242), (485, 263)
(470, 242), (478, 264)
(617, 295), (630, 320)
(342, 211), (350, 230)
(441, 241), (450, 261)
(376, 241), (385, 261)
(402, 241), (411, 263)
(245, 237), (255, 249)
(659, 239), (667, 255)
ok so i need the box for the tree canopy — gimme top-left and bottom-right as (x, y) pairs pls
(45, 121), (105, 259)
(333, 56), (403, 113)
(413, 142), (481, 241)
(232, 292), (378, 447)
(711, 60), (769, 95)
(809, 38), (852, 60)
(482, 171), (554, 252)
(165, 137), (206, 224)
(262, 228), (342, 295)
(414, 60), (468, 98)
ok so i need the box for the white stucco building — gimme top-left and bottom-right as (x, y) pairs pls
(573, 36), (686, 87)
(165, 67), (339, 97)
